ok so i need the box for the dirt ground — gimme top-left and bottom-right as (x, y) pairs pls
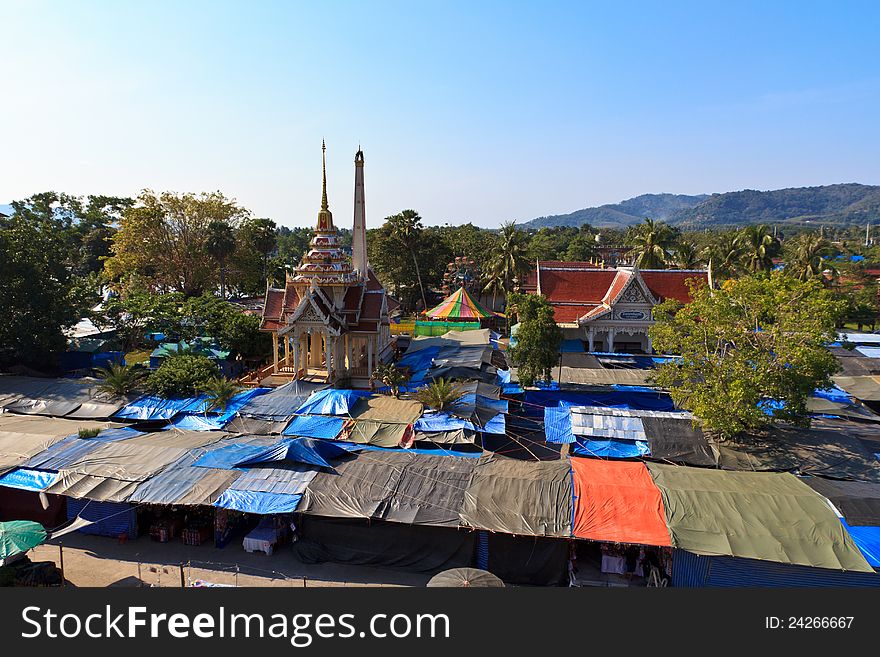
(27, 533), (430, 588)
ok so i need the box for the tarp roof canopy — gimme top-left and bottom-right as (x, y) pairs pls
(299, 450), (476, 527)
(647, 463), (873, 572)
(424, 287), (494, 320)
(0, 375), (129, 419)
(803, 477), (880, 527)
(459, 455), (572, 537)
(571, 458), (671, 546)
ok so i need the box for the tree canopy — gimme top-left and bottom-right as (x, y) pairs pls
(649, 273), (844, 439)
(506, 293), (563, 387)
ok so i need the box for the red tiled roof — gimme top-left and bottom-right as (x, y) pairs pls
(342, 286), (363, 314)
(551, 303), (599, 323)
(539, 269), (617, 303)
(360, 292), (384, 320)
(604, 270), (633, 305)
(640, 270), (707, 304)
(366, 268), (384, 291)
(260, 288), (285, 330)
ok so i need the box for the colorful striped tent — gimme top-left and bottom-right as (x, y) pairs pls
(424, 287), (494, 321)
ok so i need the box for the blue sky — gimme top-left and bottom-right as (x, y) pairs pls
(1, 0), (879, 228)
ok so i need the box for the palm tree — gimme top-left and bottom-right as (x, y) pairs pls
(95, 362), (147, 397)
(701, 231), (743, 282)
(482, 268), (505, 310)
(388, 210), (427, 311)
(485, 221), (528, 298)
(737, 224), (778, 273)
(411, 378), (465, 412)
(206, 220), (236, 299)
(629, 218), (677, 269)
(373, 362), (410, 398)
(199, 376), (240, 412)
(784, 233), (837, 282)
(673, 240), (702, 269)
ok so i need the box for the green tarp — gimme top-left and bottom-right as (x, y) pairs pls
(0, 520), (47, 560)
(646, 463), (873, 572)
(459, 455), (572, 537)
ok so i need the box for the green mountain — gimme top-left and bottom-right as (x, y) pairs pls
(524, 184), (880, 230)
(525, 193), (707, 229)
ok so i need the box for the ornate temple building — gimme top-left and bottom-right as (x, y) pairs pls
(524, 261), (708, 354)
(259, 143), (392, 386)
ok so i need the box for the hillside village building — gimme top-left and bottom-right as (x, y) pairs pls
(525, 261), (707, 354)
(259, 143), (391, 386)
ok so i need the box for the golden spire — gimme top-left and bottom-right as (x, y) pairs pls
(321, 139), (329, 211)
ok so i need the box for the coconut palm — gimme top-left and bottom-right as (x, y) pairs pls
(199, 376), (240, 412)
(701, 231), (743, 282)
(672, 240), (702, 269)
(206, 220), (236, 299)
(485, 221), (528, 296)
(373, 362), (410, 398)
(411, 378), (465, 412)
(388, 210), (428, 310)
(629, 218), (678, 269)
(737, 224), (778, 273)
(95, 362), (147, 397)
(784, 233), (837, 282)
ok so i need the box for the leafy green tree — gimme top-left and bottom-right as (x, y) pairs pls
(506, 293), (563, 387)
(148, 354), (220, 398)
(276, 226), (313, 270)
(649, 274), (844, 439)
(104, 190), (249, 296)
(411, 378), (465, 411)
(700, 231), (743, 282)
(737, 224), (780, 274)
(0, 204), (95, 367)
(95, 363), (147, 397)
(627, 218), (679, 269)
(564, 228), (600, 261)
(373, 362), (410, 398)
(230, 217), (278, 295)
(436, 222), (499, 269)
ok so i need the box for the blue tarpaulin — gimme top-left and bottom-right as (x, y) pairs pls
(523, 389), (675, 415)
(560, 339), (585, 353)
(544, 406), (576, 444)
(0, 468), (60, 491)
(171, 388), (273, 430)
(282, 415), (346, 439)
(842, 520), (880, 568)
(114, 395), (205, 421)
(293, 389), (373, 416)
(192, 444), (271, 470)
(235, 438), (354, 469)
(23, 427), (142, 470)
(572, 439), (651, 458)
(814, 386), (852, 404)
(214, 489), (303, 514)
(414, 411), (505, 434)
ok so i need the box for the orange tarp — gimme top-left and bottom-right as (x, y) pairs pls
(571, 458), (671, 546)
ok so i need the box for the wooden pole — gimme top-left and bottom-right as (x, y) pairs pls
(58, 544), (65, 587)
(179, 563), (186, 588)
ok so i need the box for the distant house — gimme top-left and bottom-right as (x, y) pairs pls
(150, 338), (239, 377)
(524, 261), (707, 354)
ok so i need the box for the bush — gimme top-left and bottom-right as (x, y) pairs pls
(148, 354), (220, 398)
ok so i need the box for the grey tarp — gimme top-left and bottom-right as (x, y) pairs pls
(413, 429), (477, 445)
(223, 417), (289, 435)
(45, 473), (138, 502)
(0, 415), (118, 475)
(802, 477), (880, 527)
(234, 380), (327, 422)
(832, 354), (880, 377)
(293, 516), (475, 573)
(299, 451), (476, 527)
(0, 376), (129, 418)
(226, 464), (318, 495)
(717, 425), (880, 482)
(646, 462), (873, 572)
(128, 453), (242, 506)
(58, 442), (190, 482)
(640, 416), (719, 467)
(806, 397), (880, 422)
(459, 455), (573, 537)
(834, 376), (880, 402)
